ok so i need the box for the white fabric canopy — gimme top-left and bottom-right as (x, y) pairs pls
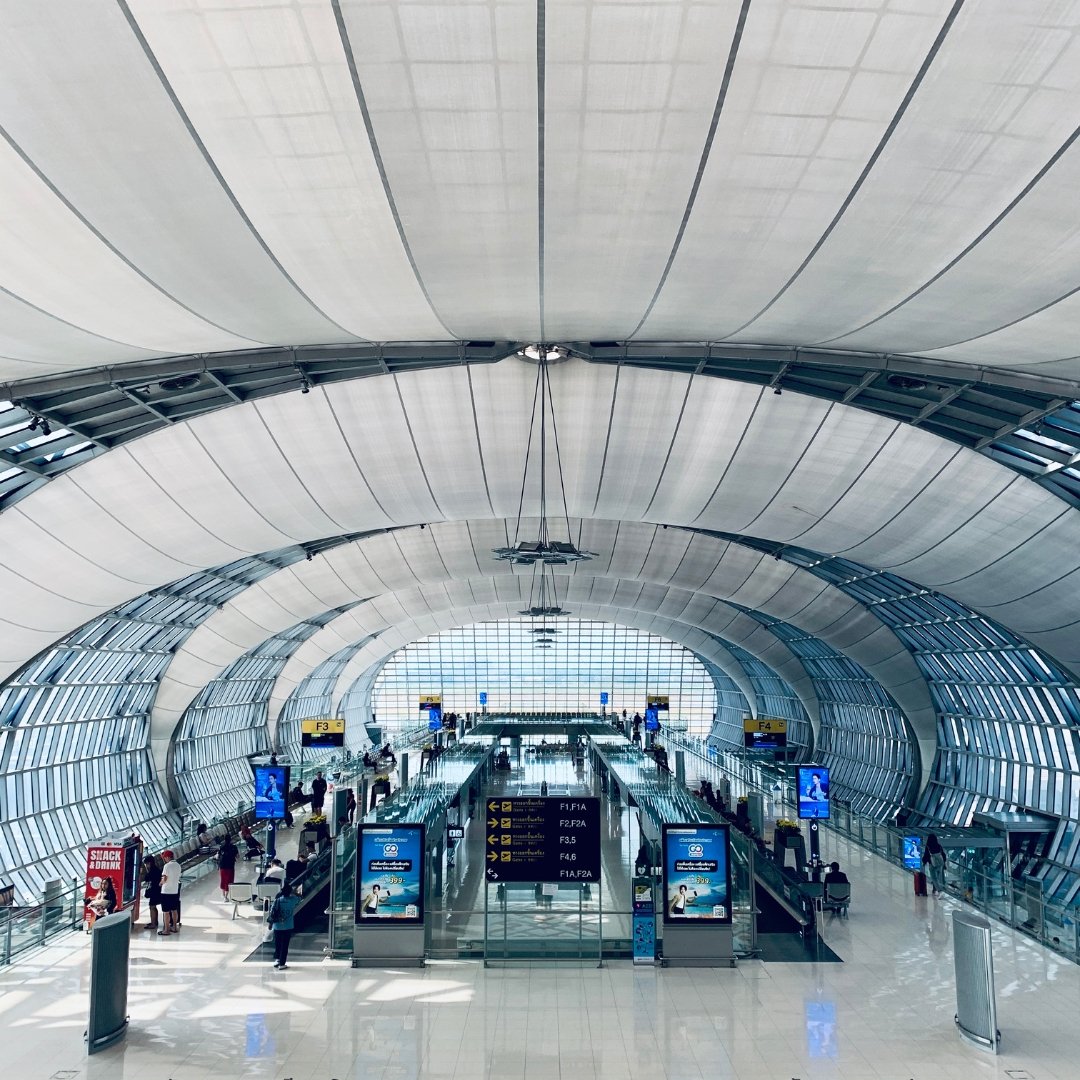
(2, 1), (1080, 379)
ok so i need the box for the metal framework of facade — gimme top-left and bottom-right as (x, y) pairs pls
(4, 1), (1080, 909)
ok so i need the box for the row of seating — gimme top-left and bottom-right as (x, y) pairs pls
(225, 880), (280, 920)
(174, 812), (255, 870)
(801, 880), (852, 916)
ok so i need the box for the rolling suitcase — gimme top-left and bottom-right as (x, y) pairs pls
(913, 870), (928, 896)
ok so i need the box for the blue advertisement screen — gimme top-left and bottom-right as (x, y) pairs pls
(645, 706), (660, 731)
(427, 705), (443, 731)
(796, 765), (830, 820)
(902, 835), (922, 870)
(661, 824), (732, 924)
(356, 825), (425, 924)
(253, 765), (288, 821)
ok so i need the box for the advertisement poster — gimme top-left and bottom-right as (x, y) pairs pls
(84, 840), (141, 927)
(796, 766), (831, 820)
(356, 825), (425, 924)
(661, 824), (732, 924)
(902, 835), (922, 870)
(253, 765), (289, 820)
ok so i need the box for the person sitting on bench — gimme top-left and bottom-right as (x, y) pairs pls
(824, 861), (849, 886)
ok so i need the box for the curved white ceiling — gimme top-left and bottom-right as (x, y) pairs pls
(2, 361), (1078, 694)
(147, 519), (930, 745)
(3, 2), (1080, 381)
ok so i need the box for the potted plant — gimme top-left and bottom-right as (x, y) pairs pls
(773, 819), (806, 868)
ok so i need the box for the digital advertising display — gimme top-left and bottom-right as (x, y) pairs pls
(661, 823), (732, 924)
(84, 837), (142, 928)
(253, 764), (289, 821)
(427, 705), (443, 732)
(902, 835), (923, 870)
(796, 765), (831, 820)
(645, 706), (660, 732)
(356, 824), (425, 924)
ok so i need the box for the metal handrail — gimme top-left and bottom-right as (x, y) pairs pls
(663, 730), (1080, 966)
(0, 877), (82, 966)
(0, 736), (417, 966)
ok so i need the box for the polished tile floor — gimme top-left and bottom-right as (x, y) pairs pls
(2, 809), (1078, 1079)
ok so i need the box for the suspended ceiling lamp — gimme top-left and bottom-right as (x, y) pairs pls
(493, 345), (596, 569)
(518, 560), (572, 619)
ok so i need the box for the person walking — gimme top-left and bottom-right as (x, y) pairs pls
(309, 771), (327, 814)
(141, 855), (162, 929)
(218, 835), (239, 901)
(923, 833), (947, 895)
(158, 850), (181, 935)
(267, 882), (301, 969)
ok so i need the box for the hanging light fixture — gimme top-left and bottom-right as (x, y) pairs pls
(495, 345), (595, 620)
(494, 346), (595, 568)
(494, 345), (596, 622)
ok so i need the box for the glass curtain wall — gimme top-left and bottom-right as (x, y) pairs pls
(0, 536), (374, 899)
(277, 641), (378, 758)
(371, 619), (719, 734)
(701, 661), (751, 747)
(725, 605), (915, 819)
(173, 609), (353, 821)
(714, 641), (813, 758)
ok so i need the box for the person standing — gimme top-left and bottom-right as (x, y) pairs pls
(268, 882), (301, 969)
(141, 855), (162, 929)
(158, 850), (181, 935)
(310, 771), (327, 814)
(346, 789), (357, 824)
(923, 833), (947, 895)
(218, 835), (239, 901)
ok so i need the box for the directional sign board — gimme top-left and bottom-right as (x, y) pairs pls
(301, 718), (345, 748)
(484, 797), (601, 883)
